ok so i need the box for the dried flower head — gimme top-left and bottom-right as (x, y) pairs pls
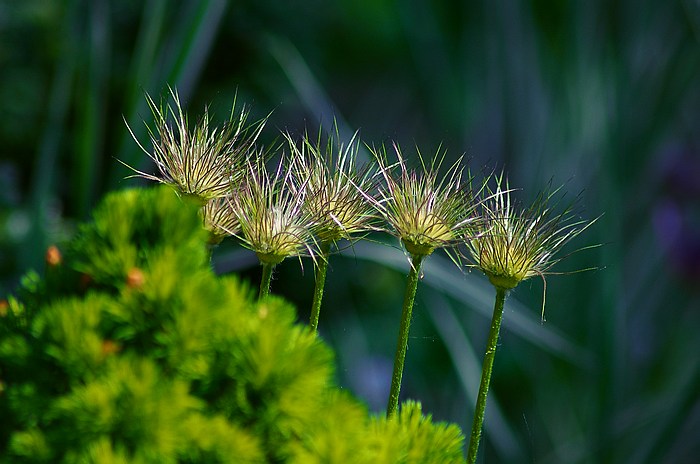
(464, 173), (597, 296)
(125, 87), (264, 203)
(45, 245), (62, 267)
(201, 196), (239, 245)
(287, 128), (377, 244)
(101, 340), (121, 357)
(126, 267), (145, 289)
(232, 153), (316, 265)
(370, 144), (478, 257)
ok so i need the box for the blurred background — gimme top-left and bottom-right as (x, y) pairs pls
(1, 0), (699, 462)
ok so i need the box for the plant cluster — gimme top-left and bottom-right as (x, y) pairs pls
(123, 90), (595, 462)
(0, 90), (595, 462)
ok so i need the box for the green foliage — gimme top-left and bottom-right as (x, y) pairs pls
(0, 186), (465, 463)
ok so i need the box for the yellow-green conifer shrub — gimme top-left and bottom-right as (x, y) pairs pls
(0, 186), (464, 463)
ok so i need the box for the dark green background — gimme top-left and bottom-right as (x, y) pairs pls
(1, 1), (699, 462)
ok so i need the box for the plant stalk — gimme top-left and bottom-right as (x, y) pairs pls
(310, 241), (331, 332)
(466, 286), (508, 463)
(386, 253), (425, 417)
(259, 262), (274, 299)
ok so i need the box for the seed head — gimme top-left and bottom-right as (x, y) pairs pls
(464, 174), (597, 293)
(124, 87), (265, 203)
(231, 153), (316, 265)
(370, 143), (478, 257)
(201, 196), (239, 245)
(287, 128), (377, 244)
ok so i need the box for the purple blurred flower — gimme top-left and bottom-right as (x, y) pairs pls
(653, 144), (700, 282)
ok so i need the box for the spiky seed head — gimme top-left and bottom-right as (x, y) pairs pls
(124, 87), (265, 203)
(287, 128), (377, 244)
(231, 153), (316, 265)
(464, 174), (596, 291)
(369, 143), (478, 257)
(201, 196), (239, 245)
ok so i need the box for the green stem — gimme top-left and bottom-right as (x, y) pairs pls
(205, 243), (216, 266)
(259, 262), (274, 299)
(466, 287), (508, 463)
(386, 253), (425, 417)
(310, 241), (331, 332)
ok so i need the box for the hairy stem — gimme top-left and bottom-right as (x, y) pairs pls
(386, 253), (425, 417)
(259, 262), (274, 299)
(466, 287), (508, 463)
(310, 241), (331, 332)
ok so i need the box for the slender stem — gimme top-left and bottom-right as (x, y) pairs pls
(206, 243), (216, 266)
(259, 262), (274, 299)
(310, 241), (331, 332)
(466, 287), (508, 463)
(386, 253), (425, 417)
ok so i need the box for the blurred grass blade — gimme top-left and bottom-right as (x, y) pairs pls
(27, 0), (79, 270)
(266, 34), (370, 164)
(109, 0), (168, 189)
(629, 362), (700, 463)
(267, 35), (341, 130)
(109, 0), (228, 190)
(163, 0), (227, 96)
(426, 291), (523, 461)
(126, 0), (168, 106)
(349, 241), (593, 367)
(74, 0), (110, 219)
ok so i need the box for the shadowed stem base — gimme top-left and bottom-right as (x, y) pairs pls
(310, 241), (331, 332)
(259, 262), (274, 299)
(386, 253), (425, 417)
(466, 286), (507, 463)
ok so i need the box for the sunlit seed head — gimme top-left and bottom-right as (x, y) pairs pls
(464, 173), (596, 292)
(369, 143), (478, 257)
(123, 87), (265, 203)
(401, 211), (455, 256)
(286, 128), (378, 244)
(231, 152), (316, 265)
(253, 205), (308, 264)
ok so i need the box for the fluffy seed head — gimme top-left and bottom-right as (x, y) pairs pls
(232, 153), (316, 265)
(124, 87), (265, 203)
(287, 128), (377, 244)
(464, 174), (597, 291)
(370, 144), (478, 257)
